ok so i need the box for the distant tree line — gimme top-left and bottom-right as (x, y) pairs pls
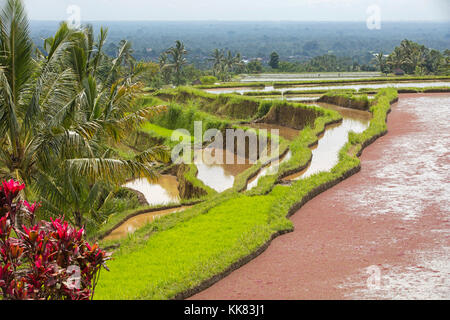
(153, 43), (268, 86)
(381, 40), (449, 75)
(267, 40), (449, 76)
(117, 39), (449, 89)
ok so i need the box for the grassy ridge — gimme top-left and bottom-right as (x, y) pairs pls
(272, 75), (450, 87)
(358, 86), (450, 94)
(196, 75), (450, 90)
(194, 82), (265, 89)
(156, 87), (263, 120)
(152, 103), (231, 136)
(318, 91), (370, 110)
(245, 108), (342, 196)
(191, 75), (449, 90)
(243, 88), (358, 96)
(97, 194), (279, 299)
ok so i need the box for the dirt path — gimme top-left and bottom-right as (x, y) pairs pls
(191, 93), (450, 300)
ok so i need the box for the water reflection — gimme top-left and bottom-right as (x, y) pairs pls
(206, 82), (450, 95)
(194, 148), (253, 192)
(246, 150), (293, 190)
(284, 103), (370, 181)
(123, 175), (180, 206)
(104, 206), (190, 241)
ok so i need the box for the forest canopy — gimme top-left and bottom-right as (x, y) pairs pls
(30, 21), (450, 68)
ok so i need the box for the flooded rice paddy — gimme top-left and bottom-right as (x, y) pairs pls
(246, 122), (300, 141)
(194, 147), (253, 192)
(284, 103), (371, 180)
(246, 150), (293, 190)
(123, 175), (180, 206)
(110, 99), (373, 239)
(103, 206), (190, 241)
(206, 82), (450, 95)
(239, 72), (382, 82)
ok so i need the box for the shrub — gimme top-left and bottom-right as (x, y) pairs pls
(0, 179), (110, 300)
(200, 76), (218, 85)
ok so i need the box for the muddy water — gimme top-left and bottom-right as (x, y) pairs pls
(245, 102), (370, 188)
(194, 148), (253, 192)
(205, 81), (450, 95)
(104, 206), (190, 241)
(246, 150), (293, 190)
(247, 123), (300, 141)
(123, 175), (180, 206)
(284, 103), (371, 181)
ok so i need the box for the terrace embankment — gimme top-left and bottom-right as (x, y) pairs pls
(156, 87), (261, 120)
(191, 93), (450, 300)
(193, 127), (282, 192)
(246, 123), (300, 141)
(283, 104), (370, 181)
(176, 164), (211, 199)
(317, 93), (369, 111)
(255, 102), (319, 130)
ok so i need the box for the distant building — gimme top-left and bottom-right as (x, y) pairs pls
(393, 68), (405, 76)
(192, 79), (202, 85)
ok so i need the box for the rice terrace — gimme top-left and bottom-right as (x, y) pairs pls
(0, 0), (449, 307)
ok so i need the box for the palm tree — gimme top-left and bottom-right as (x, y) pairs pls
(397, 39), (426, 74)
(233, 52), (245, 74)
(0, 0), (168, 227)
(158, 52), (172, 85)
(386, 48), (404, 72)
(165, 40), (187, 86)
(224, 51), (235, 71)
(372, 51), (386, 74)
(209, 49), (224, 77)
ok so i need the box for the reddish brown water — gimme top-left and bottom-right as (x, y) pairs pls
(192, 93), (450, 300)
(205, 82), (450, 94)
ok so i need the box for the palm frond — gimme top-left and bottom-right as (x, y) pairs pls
(65, 157), (160, 185)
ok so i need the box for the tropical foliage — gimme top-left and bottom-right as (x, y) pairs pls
(158, 40), (189, 86)
(208, 49), (244, 81)
(0, 0), (169, 228)
(0, 179), (110, 300)
(386, 39), (449, 75)
(269, 51), (280, 69)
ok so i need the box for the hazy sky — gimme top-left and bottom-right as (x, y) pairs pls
(22, 0), (450, 21)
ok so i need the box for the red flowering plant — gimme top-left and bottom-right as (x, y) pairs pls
(0, 179), (110, 300)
